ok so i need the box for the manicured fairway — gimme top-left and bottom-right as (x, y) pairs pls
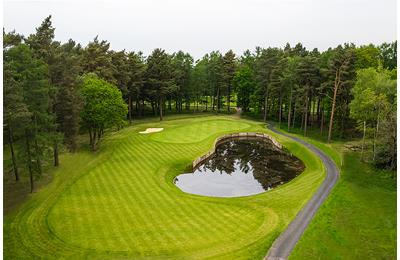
(4, 115), (325, 259)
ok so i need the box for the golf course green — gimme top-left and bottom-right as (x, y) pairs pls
(4, 115), (325, 259)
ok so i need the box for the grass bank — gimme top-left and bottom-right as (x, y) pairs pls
(272, 126), (396, 259)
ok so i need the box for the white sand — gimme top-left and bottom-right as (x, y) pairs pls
(139, 128), (164, 134)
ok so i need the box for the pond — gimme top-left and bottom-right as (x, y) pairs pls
(174, 137), (305, 197)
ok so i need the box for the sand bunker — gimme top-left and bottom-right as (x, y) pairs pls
(139, 128), (164, 134)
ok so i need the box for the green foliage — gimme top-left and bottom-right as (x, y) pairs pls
(355, 44), (380, 69)
(80, 74), (127, 150)
(379, 41), (397, 70)
(52, 40), (83, 151)
(222, 50), (237, 111)
(207, 51), (225, 111)
(190, 58), (209, 108)
(82, 36), (115, 83)
(172, 51), (194, 110)
(233, 65), (256, 112)
(4, 43), (53, 190)
(145, 48), (178, 120)
(25, 15), (55, 62)
(3, 29), (23, 48)
(126, 51), (146, 99)
(110, 50), (130, 95)
(350, 67), (397, 168)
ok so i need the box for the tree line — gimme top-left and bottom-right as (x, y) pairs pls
(4, 16), (397, 191)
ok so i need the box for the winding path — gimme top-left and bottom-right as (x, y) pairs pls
(265, 124), (339, 260)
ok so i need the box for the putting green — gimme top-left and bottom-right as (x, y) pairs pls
(4, 115), (325, 259)
(151, 119), (250, 143)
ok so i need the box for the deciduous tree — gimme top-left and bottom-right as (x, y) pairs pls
(80, 74), (127, 150)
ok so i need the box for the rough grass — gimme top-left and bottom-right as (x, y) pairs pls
(272, 127), (397, 260)
(4, 115), (325, 259)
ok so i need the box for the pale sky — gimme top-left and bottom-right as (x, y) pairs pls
(3, 0), (397, 59)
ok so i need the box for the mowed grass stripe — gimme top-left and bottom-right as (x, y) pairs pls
(5, 116), (325, 259)
(110, 155), (184, 254)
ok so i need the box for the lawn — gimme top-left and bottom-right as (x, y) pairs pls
(4, 115), (325, 259)
(272, 127), (397, 259)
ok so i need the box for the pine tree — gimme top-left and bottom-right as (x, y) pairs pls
(325, 45), (356, 142)
(4, 62), (31, 181)
(254, 47), (282, 121)
(26, 15), (62, 166)
(6, 44), (51, 191)
(3, 29), (26, 181)
(111, 50), (130, 95)
(145, 49), (177, 121)
(126, 51), (146, 122)
(53, 40), (83, 152)
(222, 50), (236, 112)
(296, 55), (320, 136)
(172, 51), (194, 112)
(82, 36), (115, 83)
(206, 51), (224, 112)
(379, 41), (397, 70)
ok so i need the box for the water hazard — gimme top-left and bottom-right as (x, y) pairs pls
(174, 137), (305, 197)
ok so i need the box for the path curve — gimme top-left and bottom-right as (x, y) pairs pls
(265, 124), (339, 260)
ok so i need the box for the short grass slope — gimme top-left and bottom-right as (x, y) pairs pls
(276, 130), (396, 260)
(4, 115), (325, 259)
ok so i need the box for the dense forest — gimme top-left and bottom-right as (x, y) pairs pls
(4, 16), (397, 192)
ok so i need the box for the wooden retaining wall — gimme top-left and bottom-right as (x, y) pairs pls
(192, 132), (283, 169)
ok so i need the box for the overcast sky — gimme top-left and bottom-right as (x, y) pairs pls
(4, 0), (397, 59)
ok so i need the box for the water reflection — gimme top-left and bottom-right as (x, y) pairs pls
(174, 138), (304, 197)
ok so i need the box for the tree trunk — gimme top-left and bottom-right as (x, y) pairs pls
(135, 97), (139, 115)
(316, 97), (321, 126)
(150, 102), (154, 115)
(34, 138), (42, 175)
(390, 135), (396, 171)
(373, 111), (380, 161)
(159, 98), (163, 121)
(33, 115), (42, 175)
(217, 88), (221, 113)
(25, 130), (34, 193)
(287, 87), (292, 132)
(139, 100), (143, 117)
(98, 128), (103, 142)
(128, 95), (132, 124)
(361, 120), (366, 162)
(263, 91), (269, 122)
(212, 94), (215, 111)
(89, 128), (93, 146)
(320, 106), (324, 135)
(227, 86), (231, 112)
(278, 91), (283, 128)
(304, 91), (309, 136)
(8, 123), (19, 181)
(92, 130), (97, 151)
(54, 141), (59, 167)
(328, 70), (340, 143)
(300, 112), (304, 131)
(292, 101), (297, 129)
